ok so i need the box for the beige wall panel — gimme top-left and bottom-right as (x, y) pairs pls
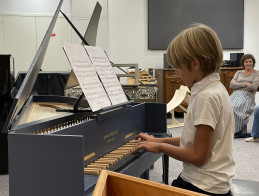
(108, 0), (146, 64)
(71, 19), (108, 53)
(3, 15), (36, 74)
(36, 16), (71, 72)
(72, 0), (107, 19)
(0, 15), (3, 53)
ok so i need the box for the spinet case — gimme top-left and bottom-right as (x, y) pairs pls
(8, 96), (167, 196)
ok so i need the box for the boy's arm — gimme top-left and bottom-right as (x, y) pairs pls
(135, 132), (180, 146)
(164, 124), (214, 166)
(133, 125), (213, 167)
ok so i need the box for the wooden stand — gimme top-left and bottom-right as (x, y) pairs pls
(167, 85), (190, 128)
(92, 170), (207, 196)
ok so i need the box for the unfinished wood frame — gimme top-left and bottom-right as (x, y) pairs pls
(167, 85), (190, 128)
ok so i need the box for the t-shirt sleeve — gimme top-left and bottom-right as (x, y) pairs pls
(192, 93), (221, 130)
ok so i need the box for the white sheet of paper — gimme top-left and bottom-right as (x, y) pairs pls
(62, 42), (111, 112)
(84, 46), (128, 105)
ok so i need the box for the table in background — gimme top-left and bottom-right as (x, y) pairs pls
(65, 86), (158, 103)
(123, 86), (157, 103)
(155, 67), (244, 103)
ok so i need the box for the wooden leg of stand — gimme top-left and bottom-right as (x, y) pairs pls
(167, 111), (184, 129)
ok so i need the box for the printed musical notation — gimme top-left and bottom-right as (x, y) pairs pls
(85, 46), (127, 105)
(62, 43), (127, 112)
(62, 42), (111, 112)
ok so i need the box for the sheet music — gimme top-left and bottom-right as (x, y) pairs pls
(84, 46), (128, 105)
(62, 42), (111, 112)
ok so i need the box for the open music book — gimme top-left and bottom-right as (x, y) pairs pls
(62, 42), (128, 112)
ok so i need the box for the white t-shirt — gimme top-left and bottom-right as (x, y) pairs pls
(180, 73), (235, 194)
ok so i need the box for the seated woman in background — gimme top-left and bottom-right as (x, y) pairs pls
(245, 104), (259, 142)
(230, 54), (259, 138)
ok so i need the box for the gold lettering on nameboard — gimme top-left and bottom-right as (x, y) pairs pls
(103, 130), (119, 141)
(110, 130), (118, 136)
(104, 134), (109, 139)
(108, 137), (115, 143)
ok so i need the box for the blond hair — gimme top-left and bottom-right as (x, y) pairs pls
(166, 24), (224, 77)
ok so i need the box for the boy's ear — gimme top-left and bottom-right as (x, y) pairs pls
(192, 58), (201, 71)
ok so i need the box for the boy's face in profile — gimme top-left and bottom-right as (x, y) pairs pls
(175, 60), (201, 89)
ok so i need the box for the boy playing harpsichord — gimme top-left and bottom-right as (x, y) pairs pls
(133, 24), (235, 196)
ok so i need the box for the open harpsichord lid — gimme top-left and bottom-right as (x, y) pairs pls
(64, 2), (102, 90)
(2, 0), (64, 134)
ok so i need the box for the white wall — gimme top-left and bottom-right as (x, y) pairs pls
(35, 16), (72, 71)
(107, 0), (259, 70)
(0, 0), (70, 14)
(71, 0), (109, 52)
(1, 0), (259, 75)
(3, 15), (37, 72)
(0, 0), (72, 75)
(1, 14), (72, 74)
(243, 0), (259, 102)
(0, 0), (109, 75)
(108, 0), (165, 69)
(243, 0), (259, 69)
(0, 15), (3, 53)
